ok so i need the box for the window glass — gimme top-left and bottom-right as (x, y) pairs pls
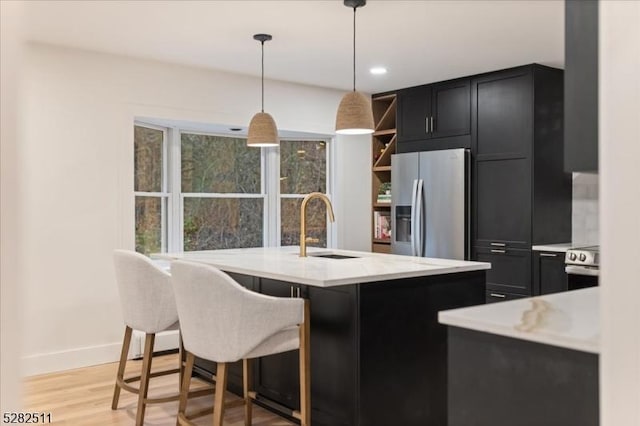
(135, 196), (163, 254)
(134, 126), (163, 192)
(183, 198), (264, 250)
(280, 140), (328, 247)
(280, 140), (326, 194)
(181, 133), (261, 194)
(281, 198), (327, 247)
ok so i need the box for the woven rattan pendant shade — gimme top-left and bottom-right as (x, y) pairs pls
(335, 0), (374, 135)
(248, 112), (278, 147)
(335, 91), (374, 134)
(248, 33), (279, 147)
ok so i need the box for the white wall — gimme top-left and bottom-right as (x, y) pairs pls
(1, 0), (25, 412)
(19, 43), (370, 375)
(599, 1), (640, 425)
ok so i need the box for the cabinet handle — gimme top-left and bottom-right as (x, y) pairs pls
(425, 116), (430, 134)
(296, 287), (301, 298)
(540, 253), (558, 257)
(430, 116), (434, 133)
(490, 293), (506, 298)
(490, 242), (506, 247)
(491, 249), (506, 254)
(290, 286), (294, 298)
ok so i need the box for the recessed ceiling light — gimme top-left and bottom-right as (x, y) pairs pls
(370, 67), (387, 75)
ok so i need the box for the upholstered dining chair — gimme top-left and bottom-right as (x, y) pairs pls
(112, 250), (206, 426)
(170, 260), (311, 426)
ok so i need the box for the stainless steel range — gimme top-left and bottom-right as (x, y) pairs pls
(565, 245), (599, 290)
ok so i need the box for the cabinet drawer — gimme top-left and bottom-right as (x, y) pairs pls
(474, 247), (532, 295)
(485, 290), (528, 304)
(533, 251), (568, 296)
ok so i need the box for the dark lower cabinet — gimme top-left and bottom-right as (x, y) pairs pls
(485, 290), (527, 304)
(193, 270), (487, 426)
(533, 250), (568, 295)
(474, 247), (531, 296)
(448, 327), (598, 426)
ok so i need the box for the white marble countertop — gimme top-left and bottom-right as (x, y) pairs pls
(439, 287), (599, 354)
(531, 243), (575, 252)
(154, 246), (490, 287)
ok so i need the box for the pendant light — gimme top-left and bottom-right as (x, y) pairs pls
(248, 34), (279, 147)
(335, 0), (374, 135)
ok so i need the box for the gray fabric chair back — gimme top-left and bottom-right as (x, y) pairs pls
(113, 250), (178, 333)
(170, 260), (304, 363)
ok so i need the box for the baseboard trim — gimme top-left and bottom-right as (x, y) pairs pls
(23, 330), (180, 377)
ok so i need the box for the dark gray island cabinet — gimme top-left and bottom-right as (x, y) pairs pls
(439, 287), (599, 426)
(159, 247), (490, 426)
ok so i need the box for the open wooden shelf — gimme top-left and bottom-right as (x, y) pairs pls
(371, 93), (397, 253)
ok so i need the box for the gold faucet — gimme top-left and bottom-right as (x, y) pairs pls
(300, 192), (335, 257)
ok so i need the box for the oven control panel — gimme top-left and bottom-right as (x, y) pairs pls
(565, 248), (599, 267)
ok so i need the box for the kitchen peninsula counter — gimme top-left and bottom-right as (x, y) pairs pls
(156, 247), (489, 426)
(439, 288), (599, 426)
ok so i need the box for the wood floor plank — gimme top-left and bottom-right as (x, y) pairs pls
(23, 354), (294, 425)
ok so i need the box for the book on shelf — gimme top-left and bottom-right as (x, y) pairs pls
(377, 182), (391, 204)
(373, 211), (392, 240)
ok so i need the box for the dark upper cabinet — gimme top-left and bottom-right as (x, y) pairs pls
(397, 78), (470, 153)
(565, 0), (598, 172)
(533, 250), (568, 295)
(431, 79), (471, 139)
(397, 85), (431, 142)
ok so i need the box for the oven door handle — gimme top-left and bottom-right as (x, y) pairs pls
(565, 265), (600, 276)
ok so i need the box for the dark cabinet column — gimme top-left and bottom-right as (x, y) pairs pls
(565, 0), (598, 172)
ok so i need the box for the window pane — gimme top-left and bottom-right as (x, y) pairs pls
(134, 126), (163, 192)
(280, 140), (326, 194)
(281, 198), (327, 247)
(184, 198), (263, 250)
(181, 133), (261, 194)
(135, 196), (163, 255)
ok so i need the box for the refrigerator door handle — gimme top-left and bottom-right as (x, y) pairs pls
(410, 179), (419, 256)
(416, 179), (425, 257)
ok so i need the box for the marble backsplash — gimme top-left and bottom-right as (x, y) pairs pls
(572, 173), (599, 245)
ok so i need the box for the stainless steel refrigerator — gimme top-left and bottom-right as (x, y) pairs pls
(391, 149), (470, 260)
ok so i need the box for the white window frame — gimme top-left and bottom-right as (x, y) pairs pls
(134, 122), (333, 252)
(133, 122), (171, 252)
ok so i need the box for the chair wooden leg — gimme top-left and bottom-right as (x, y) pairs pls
(213, 362), (228, 426)
(299, 300), (311, 426)
(112, 326), (133, 410)
(178, 334), (185, 390)
(136, 333), (155, 426)
(242, 359), (252, 426)
(177, 351), (194, 426)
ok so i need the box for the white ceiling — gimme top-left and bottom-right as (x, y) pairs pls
(22, 0), (564, 94)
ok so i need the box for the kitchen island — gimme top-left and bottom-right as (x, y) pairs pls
(157, 246), (490, 426)
(439, 287), (599, 426)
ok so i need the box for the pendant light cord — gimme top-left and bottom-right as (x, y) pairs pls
(352, 6), (357, 92)
(261, 40), (265, 112)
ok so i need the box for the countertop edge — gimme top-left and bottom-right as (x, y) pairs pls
(438, 312), (599, 354)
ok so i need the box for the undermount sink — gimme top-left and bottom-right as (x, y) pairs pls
(309, 253), (359, 260)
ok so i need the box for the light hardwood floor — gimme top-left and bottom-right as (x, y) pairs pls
(23, 353), (294, 425)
